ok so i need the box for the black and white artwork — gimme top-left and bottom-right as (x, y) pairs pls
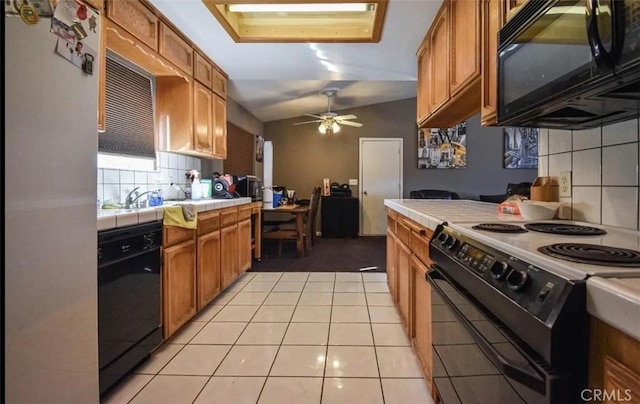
(504, 128), (539, 169)
(418, 121), (467, 169)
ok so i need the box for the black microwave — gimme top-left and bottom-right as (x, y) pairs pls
(236, 175), (263, 201)
(497, 0), (639, 129)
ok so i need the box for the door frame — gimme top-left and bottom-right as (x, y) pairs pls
(358, 137), (404, 236)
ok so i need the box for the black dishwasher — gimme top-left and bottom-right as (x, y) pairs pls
(98, 221), (163, 396)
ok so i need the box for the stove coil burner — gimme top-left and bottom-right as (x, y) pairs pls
(471, 223), (527, 233)
(524, 223), (607, 236)
(538, 243), (640, 267)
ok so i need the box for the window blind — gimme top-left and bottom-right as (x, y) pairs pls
(99, 57), (155, 159)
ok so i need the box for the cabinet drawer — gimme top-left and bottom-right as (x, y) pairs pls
(106, 0), (158, 50)
(411, 229), (433, 267)
(159, 22), (193, 74)
(212, 69), (227, 99)
(238, 206), (252, 220)
(220, 208), (238, 227)
(197, 210), (220, 235)
(396, 220), (410, 246)
(387, 215), (397, 235)
(163, 225), (196, 247)
(194, 52), (213, 89)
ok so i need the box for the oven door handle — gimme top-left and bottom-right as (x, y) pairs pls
(427, 267), (546, 393)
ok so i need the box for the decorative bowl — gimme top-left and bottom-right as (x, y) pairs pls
(517, 201), (563, 220)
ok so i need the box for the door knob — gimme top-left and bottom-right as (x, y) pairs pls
(363, 191), (368, 195)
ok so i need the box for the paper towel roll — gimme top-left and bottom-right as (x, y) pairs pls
(263, 141), (273, 209)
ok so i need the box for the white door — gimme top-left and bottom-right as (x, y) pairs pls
(359, 138), (403, 235)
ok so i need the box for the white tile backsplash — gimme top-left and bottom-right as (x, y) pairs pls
(103, 169), (119, 184)
(540, 119), (639, 229)
(120, 170), (135, 184)
(602, 144), (638, 186)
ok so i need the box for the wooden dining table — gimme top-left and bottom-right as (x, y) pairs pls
(262, 204), (311, 258)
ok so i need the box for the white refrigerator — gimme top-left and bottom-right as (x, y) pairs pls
(5, 11), (100, 403)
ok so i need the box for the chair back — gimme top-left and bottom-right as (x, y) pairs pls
(409, 189), (460, 200)
(305, 187), (322, 250)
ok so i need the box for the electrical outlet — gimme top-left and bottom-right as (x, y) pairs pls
(349, 179), (358, 186)
(559, 171), (572, 198)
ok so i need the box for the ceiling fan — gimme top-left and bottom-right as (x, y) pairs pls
(294, 88), (363, 135)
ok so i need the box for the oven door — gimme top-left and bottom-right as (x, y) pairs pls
(427, 266), (575, 404)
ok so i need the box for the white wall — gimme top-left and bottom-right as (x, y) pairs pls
(538, 118), (640, 229)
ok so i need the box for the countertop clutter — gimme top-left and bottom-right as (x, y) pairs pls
(97, 198), (252, 231)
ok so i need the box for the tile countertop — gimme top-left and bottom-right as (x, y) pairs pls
(384, 199), (528, 230)
(587, 277), (640, 341)
(97, 198), (253, 231)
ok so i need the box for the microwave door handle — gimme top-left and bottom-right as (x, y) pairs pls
(586, 0), (623, 68)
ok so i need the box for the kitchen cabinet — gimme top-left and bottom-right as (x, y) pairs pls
(158, 22), (194, 75)
(194, 52), (213, 89)
(157, 75), (194, 154)
(504, 0), (528, 22)
(416, 0), (482, 128)
(83, 0), (104, 11)
(220, 207), (239, 290)
(386, 228), (398, 302)
(588, 317), (640, 402)
(212, 93), (227, 158)
(196, 210), (221, 310)
(162, 226), (197, 339)
(411, 255), (434, 395)
(106, 0), (158, 51)
(212, 68), (227, 99)
(480, 0), (504, 126)
(396, 218), (412, 335)
(238, 206), (253, 274)
(194, 81), (214, 155)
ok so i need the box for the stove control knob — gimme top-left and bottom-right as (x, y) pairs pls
(506, 270), (528, 291)
(438, 233), (449, 244)
(445, 236), (458, 250)
(490, 261), (510, 280)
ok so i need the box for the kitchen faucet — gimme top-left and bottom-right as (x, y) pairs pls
(125, 187), (153, 209)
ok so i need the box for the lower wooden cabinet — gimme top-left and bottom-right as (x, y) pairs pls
(163, 238), (197, 338)
(220, 223), (239, 290)
(396, 237), (412, 335)
(412, 255), (434, 393)
(238, 218), (252, 274)
(386, 228), (397, 302)
(196, 229), (221, 310)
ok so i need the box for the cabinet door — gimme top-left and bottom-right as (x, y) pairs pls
(386, 228), (397, 302)
(106, 0), (158, 50)
(238, 218), (252, 274)
(194, 52), (213, 89)
(481, 0), (504, 126)
(220, 224), (238, 290)
(159, 22), (193, 74)
(429, 4), (450, 114)
(412, 255), (433, 392)
(396, 238), (412, 335)
(212, 69), (227, 99)
(416, 41), (432, 124)
(163, 240), (196, 338)
(197, 230), (221, 310)
(193, 81), (214, 155)
(450, 0), (481, 96)
(157, 76), (194, 153)
(212, 93), (227, 158)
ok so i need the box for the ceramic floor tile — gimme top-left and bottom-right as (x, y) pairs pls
(215, 345), (279, 376)
(159, 345), (231, 375)
(298, 292), (333, 305)
(227, 292), (269, 305)
(334, 282), (365, 293)
(325, 346), (379, 377)
(368, 306), (402, 323)
(212, 305), (260, 322)
(129, 375), (208, 404)
(192, 303), (225, 322)
(237, 272), (257, 282)
(335, 273), (363, 282)
(241, 281), (277, 292)
(167, 321), (206, 344)
(371, 323), (411, 346)
(282, 322), (330, 345)
(381, 378), (434, 404)
(263, 292), (301, 305)
(329, 323), (374, 345)
(376, 347), (426, 378)
(211, 291), (238, 305)
(194, 376), (266, 404)
(272, 282), (305, 292)
(258, 377), (323, 404)
(331, 306), (370, 323)
(236, 322), (288, 345)
(307, 272), (336, 282)
(189, 322), (247, 345)
(303, 282), (335, 292)
(224, 281), (248, 293)
(291, 305), (332, 323)
(252, 305), (296, 322)
(280, 272), (310, 282)
(270, 345), (327, 376)
(332, 293), (366, 306)
(322, 378), (384, 404)
(102, 374), (153, 404)
(364, 282), (389, 293)
(366, 293), (394, 307)
(135, 344), (185, 374)
(252, 272), (284, 282)
(362, 273), (387, 283)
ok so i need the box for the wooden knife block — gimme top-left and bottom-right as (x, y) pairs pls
(530, 176), (559, 202)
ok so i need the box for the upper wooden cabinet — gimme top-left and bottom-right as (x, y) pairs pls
(83, 0), (104, 12)
(159, 22), (194, 75)
(194, 81), (214, 155)
(106, 0), (158, 50)
(481, 0), (505, 126)
(157, 76), (194, 153)
(416, 0), (482, 128)
(194, 52), (214, 89)
(213, 93), (227, 158)
(212, 69), (227, 99)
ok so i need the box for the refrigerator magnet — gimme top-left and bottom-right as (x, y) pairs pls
(19, 3), (39, 25)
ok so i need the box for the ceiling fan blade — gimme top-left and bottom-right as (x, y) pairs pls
(304, 113), (325, 119)
(293, 120), (323, 125)
(334, 114), (357, 120)
(337, 120), (363, 128)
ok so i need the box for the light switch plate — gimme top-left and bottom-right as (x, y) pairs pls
(559, 171), (572, 198)
(349, 179), (358, 186)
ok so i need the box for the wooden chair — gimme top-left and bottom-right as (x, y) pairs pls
(309, 186), (321, 247)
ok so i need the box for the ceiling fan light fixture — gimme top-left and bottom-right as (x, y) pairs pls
(332, 121), (341, 133)
(318, 122), (327, 134)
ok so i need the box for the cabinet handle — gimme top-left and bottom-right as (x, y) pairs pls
(419, 229), (426, 236)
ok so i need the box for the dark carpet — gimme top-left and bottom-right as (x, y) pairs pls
(250, 236), (387, 273)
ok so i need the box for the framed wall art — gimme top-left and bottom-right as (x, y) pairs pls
(504, 127), (538, 169)
(255, 135), (264, 162)
(418, 121), (467, 169)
